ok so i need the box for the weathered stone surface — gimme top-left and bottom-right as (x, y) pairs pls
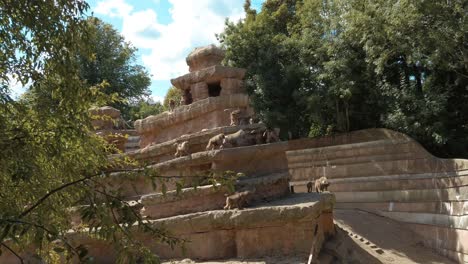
(120, 123), (266, 165)
(141, 173), (290, 219)
(286, 128), (468, 263)
(171, 65), (246, 91)
(186, 45), (225, 72)
(89, 106), (124, 130)
(220, 78), (244, 96)
(89, 106), (121, 119)
(191, 82), (209, 101)
(134, 94), (253, 146)
(65, 193), (335, 262)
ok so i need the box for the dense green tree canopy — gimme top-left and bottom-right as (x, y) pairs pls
(219, 0), (468, 157)
(128, 99), (165, 121)
(78, 17), (152, 119)
(0, 2), (173, 263)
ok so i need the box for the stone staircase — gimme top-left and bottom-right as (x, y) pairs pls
(287, 128), (468, 263)
(125, 135), (140, 152)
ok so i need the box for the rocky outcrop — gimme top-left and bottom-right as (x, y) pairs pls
(186, 44), (225, 73)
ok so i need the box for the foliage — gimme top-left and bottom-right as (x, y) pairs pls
(128, 98), (165, 121)
(219, 0), (468, 157)
(78, 17), (152, 120)
(163, 86), (183, 110)
(0, 1), (177, 263)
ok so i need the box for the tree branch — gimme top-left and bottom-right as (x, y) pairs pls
(0, 242), (24, 264)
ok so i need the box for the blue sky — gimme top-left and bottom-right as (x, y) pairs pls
(87, 0), (264, 102)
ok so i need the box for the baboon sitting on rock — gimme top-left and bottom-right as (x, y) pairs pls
(224, 190), (254, 210)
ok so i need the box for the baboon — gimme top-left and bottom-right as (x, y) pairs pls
(250, 129), (265, 145)
(315, 176), (330, 193)
(263, 128), (281, 143)
(206, 133), (225, 150)
(174, 141), (189, 157)
(169, 99), (176, 111)
(229, 109), (242, 126)
(307, 181), (313, 193)
(221, 129), (251, 149)
(224, 190), (253, 210)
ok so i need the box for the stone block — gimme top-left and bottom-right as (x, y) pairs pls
(220, 78), (244, 96)
(191, 82), (209, 102)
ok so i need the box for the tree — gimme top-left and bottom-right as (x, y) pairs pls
(128, 99), (165, 121)
(219, 0), (312, 138)
(0, 2), (176, 263)
(78, 17), (152, 119)
(220, 0), (468, 157)
(163, 86), (182, 110)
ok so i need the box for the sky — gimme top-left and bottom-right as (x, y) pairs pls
(87, 0), (265, 103)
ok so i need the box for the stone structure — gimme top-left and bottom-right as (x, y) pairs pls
(90, 106), (128, 152)
(85, 46), (336, 262)
(134, 45), (253, 147)
(287, 128), (468, 263)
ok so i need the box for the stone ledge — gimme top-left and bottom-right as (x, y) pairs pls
(140, 173), (290, 219)
(334, 185), (468, 203)
(171, 65), (246, 90)
(135, 94), (250, 134)
(378, 211), (468, 230)
(120, 123), (266, 164)
(145, 192), (335, 232)
(335, 201), (468, 216)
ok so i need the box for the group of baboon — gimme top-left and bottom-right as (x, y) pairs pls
(222, 176), (330, 211)
(172, 109), (281, 158)
(168, 107), (330, 210)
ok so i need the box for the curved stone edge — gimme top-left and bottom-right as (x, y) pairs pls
(140, 173), (291, 220)
(135, 94), (250, 133)
(117, 123), (266, 164)
(171, 65), (246, 90)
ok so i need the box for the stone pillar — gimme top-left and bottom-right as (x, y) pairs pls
(191, 82), (209, 102)
(220, 78), (244, 96)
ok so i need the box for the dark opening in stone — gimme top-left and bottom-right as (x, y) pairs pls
(208, 82), (222, 97)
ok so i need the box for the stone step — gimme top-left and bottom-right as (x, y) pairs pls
(333, 209), (455, 264)
(334, 185), (468, 203)
(140, 173), (290, 219)
(57, 193), (336, 263)
(119, 123), (267, 165)
(335, 201), (468, 216)
(377, 211), (468, 230)
(286, 139), (423, 164)
(291, 170), (468, 187)
(288, 157), (468, 181)
(328, 173), (468, 192)
(407, 222), (468, 262)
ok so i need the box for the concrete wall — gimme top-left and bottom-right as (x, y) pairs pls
(286, 128), (468, 263)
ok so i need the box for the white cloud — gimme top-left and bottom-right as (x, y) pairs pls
(94, 0), (133, 17)
(150, 95), (164, 103)
(94, 0), (245, 83)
